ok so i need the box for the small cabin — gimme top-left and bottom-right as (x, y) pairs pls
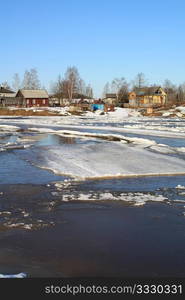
(103, 93), (117, 105)
(16, 89), (49, 107)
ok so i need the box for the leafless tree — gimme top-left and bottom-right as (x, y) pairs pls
(111, 77), (128, 102)
(30, 68), (40, 89)
(12, 73), (21, 91)
(133, 72), (146, 89)
(178, 82), (185, 102)
(65, 66), (80, 101)
(22, 68), (40, 90)
(51, 67), (93, 102)
(86, 84), (93, 98)
(118, 83), (129, 103)
(0, 81), (11, 89)
(79, 79), (86, 96)
(102, 82), (110, 98)
(177, 85), (184, 103)
(163, 79), (176, 94)
(163, 79), (177, 104)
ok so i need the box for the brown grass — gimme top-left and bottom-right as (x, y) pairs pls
(0, 108), (60, 116)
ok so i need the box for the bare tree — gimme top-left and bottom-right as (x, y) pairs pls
(29, 68), (40, 89)
(163, 79), (177, 104)
(102, 82), (110, 98)
(51, 75), (62, 95)
(118, 82), (129, 104)
(85, 84), (93, 98)
(51, 67), (92, 102)
(65, 66), (80, 101)
(0, 81), (11, 89)
(133, 72), (146, 89)
(111, 77), (128, 102)
(79, 79), (86, 96)
(22, 70), (30, 89)
(163, 79), (176, 94)
(22, 68), (40, 90)
(177, 85), (184, 103)
(12, 73), (21, 91)
(178, 82), (185, 102)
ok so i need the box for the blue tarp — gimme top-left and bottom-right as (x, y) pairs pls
(91, 104), (104, 111)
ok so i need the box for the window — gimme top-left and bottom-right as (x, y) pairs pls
(33, 99), (36, 105)
(27, 99), (29, 104)
(43, 99), (46, 105)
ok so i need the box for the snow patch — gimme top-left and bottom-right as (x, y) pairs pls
(0, 125), (20, 132)
(60, 191), (167, 206)
(0, 272), (27, 278)
(176, 185), (185, 189)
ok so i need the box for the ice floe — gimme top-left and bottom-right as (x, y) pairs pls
(35, 141), (185, 179)
(58, 191), (167, 206)
(176, 185), (185, 189)
(0, 125), (20, 132)
(0, 273), (27, 278)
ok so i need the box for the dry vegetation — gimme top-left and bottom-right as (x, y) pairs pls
(0, 108), (60, 116)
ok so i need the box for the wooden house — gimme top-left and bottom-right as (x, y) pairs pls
(16, 89), (49, 107)
(128, 87), (167, 108)
(0, 87), (19, 107)
(103, 93), (117, 105)
(0, 87), (16, 98)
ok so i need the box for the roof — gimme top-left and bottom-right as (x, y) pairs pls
(18, 89), (49, 98)
(0, 87), (14, 94)
(134, 86), (165, 96)
(105, 93), (117, 98)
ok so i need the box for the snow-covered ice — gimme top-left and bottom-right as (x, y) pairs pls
(35, 140), (185, 179)
(1, 107), (185, 180)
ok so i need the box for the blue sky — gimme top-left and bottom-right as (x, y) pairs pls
(1, 0), (185, 97)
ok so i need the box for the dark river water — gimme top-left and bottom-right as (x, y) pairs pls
(0, 120), (185, 277)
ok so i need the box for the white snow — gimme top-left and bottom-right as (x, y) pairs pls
(29, 127), (156, 147)
(1, 108), (185, 139)
(0, 125), (20, 132)
(175, 106), (185, 114)
(179, 192), (185, 196)
(58, 191), (167, 206)
(0, 272), (27, 278)
(149, 145), (175, 154)
(162, 112), (173, 117)
(176, 185), (185, 189)
(1, 108), (185, 181)
(176, 147), (185, 153)
(36, 141), (185, 179)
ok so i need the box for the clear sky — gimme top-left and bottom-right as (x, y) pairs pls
(1, 0), (185, 97)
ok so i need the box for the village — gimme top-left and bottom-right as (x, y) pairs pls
(0, 82), (185, 117)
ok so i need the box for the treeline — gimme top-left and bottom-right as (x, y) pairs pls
(2, 69), (185, 104)
(1, 68), (41, 91)
(102, 73), (185, 104)
(1, 66), (93, 101)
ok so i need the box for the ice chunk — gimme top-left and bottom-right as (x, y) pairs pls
(39, 141), (185, 179)
(0, 125), (20, 132)
(0, 272), (27, 278)
(176, 185), (185, 189)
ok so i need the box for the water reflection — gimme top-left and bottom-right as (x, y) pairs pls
(36, 134), (76, 146)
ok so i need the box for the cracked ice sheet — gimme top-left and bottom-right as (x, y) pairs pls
(38, 141), (185, 179)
